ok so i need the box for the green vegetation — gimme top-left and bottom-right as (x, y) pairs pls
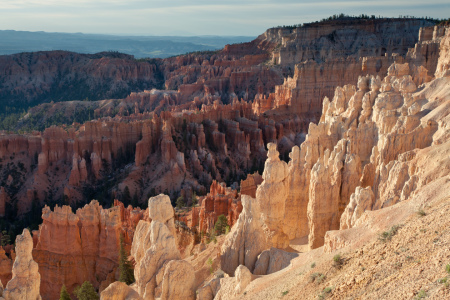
(282, 290), (289, 296)
(318, 287), (333, 299)
(309, 272), (325, 284)
(214, 214), (229, 235)
(206, 230), (217, 244)
(333, 254), (343, 268)
(446, 263), (450, 274)
(74, 281), (99, 300)
(378, 225), (401, 242)
(1, 230), (10, 246)
(417, 209), (426, 217)
(311, 262), (316, 268)
(59, 285), (71, 300)
(176, 196), (185, 209)
(207, 257), (214, 274)
(415, 289), (426, 299)
(275, 14), (443, 30)
(118, 234), (135, 285)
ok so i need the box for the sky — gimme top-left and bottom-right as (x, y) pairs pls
(0, 0), (449, 36)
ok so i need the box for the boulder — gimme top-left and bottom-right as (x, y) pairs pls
(100, 282), (141, 300)
(253, 247), (298, 275)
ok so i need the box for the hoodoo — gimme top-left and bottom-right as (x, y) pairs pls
(0, 13), (448, 300)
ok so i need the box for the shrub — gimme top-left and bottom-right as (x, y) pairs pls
(176, 196), (185, 209)
(318, 287), (333, 299)
(59, 285), (71, 300)
(333, 254), (343, 268)
(207, 257), (213, 274)
(206, 230), (217, 244)
(379, 225), (401, 242)
(446, 264), (450, 274)
(309, 272), (325, 284)
(74, 281), (99, 300)
(282, 290), (289, 296)
(417, 209), (426, 217)
(214, 214), (229, 235)
(415, 290), (426, 299)
(119, 234), (135, 285)
(316, 273), (326, 284)
(311, 262), (316, 268)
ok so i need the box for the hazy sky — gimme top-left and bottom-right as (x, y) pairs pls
(1, 0), (449, 36)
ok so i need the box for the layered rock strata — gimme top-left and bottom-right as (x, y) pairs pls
(33, 200), (146, 299)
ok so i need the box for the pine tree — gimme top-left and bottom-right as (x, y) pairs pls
(74, 281), (99, 300)
(214, 214), (229, 235)
(59, 285), (71, 300)
(122, 186), (131, 206)
(131, 192), (139, 208)
(119, 234), (135, 285)
(1, 230), (10, 246)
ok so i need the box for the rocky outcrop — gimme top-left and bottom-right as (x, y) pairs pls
(340, 186), (375, 230)
(435, 27), (450, 78)
(115, 195), (197, 300)
(0, 247), (12, 286)
(160, 260), (195, 300)
(253, 247), (298, 276)
(220, 194), (270, 276)
(193, 181), (242, 233)
(2, 229), (41, 300)
(240, 172), (263, 198)
(32, 200), (146, 300)
(0, 51), (162, 107)
(134, 221), (180, 299)
(100, 281), (141, 300)
(256, 143), (289, 248)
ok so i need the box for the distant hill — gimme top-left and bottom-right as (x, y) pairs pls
(0, 30), (254, 58)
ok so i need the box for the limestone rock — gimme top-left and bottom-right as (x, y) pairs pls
(256, 143), (289, 248)
(100, 281), (141, 300)
(130, 221), (152, 268)
(148, 194), (176, 238)
(135, 221), (181, 299)
(0, 247), (12, 286)
(160, 260), (195, 300)
(220, 195), (270, 275)
(33, 200), (145, 300)
(340, 186), (375, 230)
(253, 247), (298, 275)
(2, 229), (41, 300)
(196, 181), (241, 234)
(196, 278), (221, 300)
(240, 172), (263, 198)
(234, 265), (253, 294)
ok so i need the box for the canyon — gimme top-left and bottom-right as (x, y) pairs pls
(0, 16), (448, 300)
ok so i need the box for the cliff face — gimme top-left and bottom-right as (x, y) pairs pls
(32, 200), (146, 300)
(259, 21), (442, 119)
(214, 26), (450, 299)
(267, 19), (432, 65)
(0, 51), (163, 108)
